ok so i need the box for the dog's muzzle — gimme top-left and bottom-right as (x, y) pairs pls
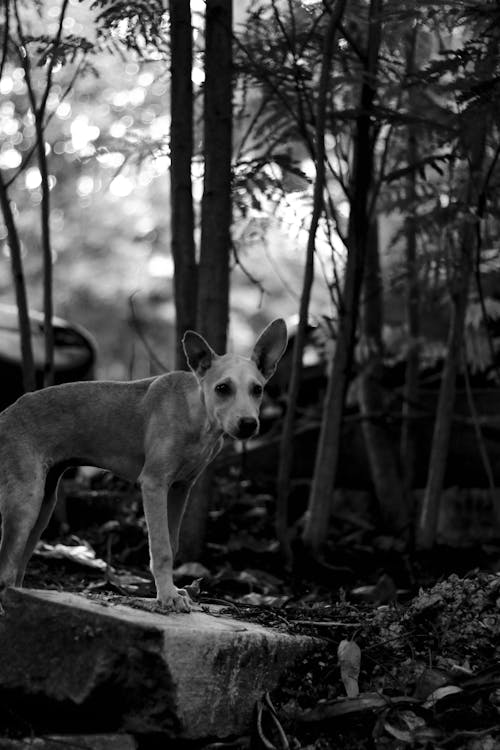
(235, 417), (259, 440)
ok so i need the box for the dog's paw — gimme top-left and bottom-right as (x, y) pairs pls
(158, 587), (192, 613)
(126, 592), (192, 614)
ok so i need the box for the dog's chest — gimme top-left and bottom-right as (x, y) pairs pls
(174, 435), (222, 482)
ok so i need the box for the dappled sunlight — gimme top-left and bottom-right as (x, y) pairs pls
(0, 148), (22, 169)
(0, 0), (379, 381)
(70, 114), (100, 153)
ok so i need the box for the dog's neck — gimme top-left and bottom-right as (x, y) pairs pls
(196, 382), (224, 440)
(204, 413), (224, 440)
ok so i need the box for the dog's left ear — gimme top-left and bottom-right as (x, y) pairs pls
(183, 331), (217, 378)
(251, 318), (288, 381)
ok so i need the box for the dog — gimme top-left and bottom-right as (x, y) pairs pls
(0, 319), (287, 612)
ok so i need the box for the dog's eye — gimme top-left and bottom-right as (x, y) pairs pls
(215, 382), (231, 396)
(251, 384), (263, 398)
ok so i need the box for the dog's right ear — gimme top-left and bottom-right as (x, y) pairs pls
(182, 331), (216, 378)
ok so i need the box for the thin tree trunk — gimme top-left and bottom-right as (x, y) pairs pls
(179, 0), (232, 562)
(418, 130), (487, 550)
(169, 0), (197, 370)
(0, 172), (36, 393)
(417, 253), (472, 549)
(18, 0), (69, 389)
(359, 222), (407, 534)
(35, 115), (54, 387)
(400, 25), (420, 500)
(302, 0), (382, 554)
(275, 0), (347, 566)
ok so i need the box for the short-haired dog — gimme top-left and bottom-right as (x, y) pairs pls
(0, 319), (287, 612)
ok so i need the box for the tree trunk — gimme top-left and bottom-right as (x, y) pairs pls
(275, 0), (347, 566)
(179, 0), (233, 562)
(359, 222), (407, 534)
(197, 0), (232, 351)
(400, 25), (420, 500)
(417, 251), (472, 549)
(35, 116), (55, 387)
(169, 0), (197, 370)
(0, 172), (36, 393)
(177, 470), (213, 563)
(418, 124), (487, 550)
(302, 0), (382, 554)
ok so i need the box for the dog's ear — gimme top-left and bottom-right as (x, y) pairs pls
(251, 318), (288, 381)
(182, 331), (216, 378)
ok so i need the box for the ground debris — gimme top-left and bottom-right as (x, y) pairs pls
(19, 474), (500, 748)
(271, 571), (500, 749)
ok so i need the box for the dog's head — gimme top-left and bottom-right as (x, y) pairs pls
(182, 319), (288, 440)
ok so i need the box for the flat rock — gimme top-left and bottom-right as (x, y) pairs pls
(0, 589), (317, 740)
(0, 734), (137, 749)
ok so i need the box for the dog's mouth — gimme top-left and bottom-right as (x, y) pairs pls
(226, 418), (259, 441)
(226, 431), (258, 442)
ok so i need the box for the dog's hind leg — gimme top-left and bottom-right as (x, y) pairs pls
(16, 465), (65, 586)
(0, 466), (46, 591)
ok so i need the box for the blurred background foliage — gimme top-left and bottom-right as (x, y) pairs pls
(0, 0), (335, 379)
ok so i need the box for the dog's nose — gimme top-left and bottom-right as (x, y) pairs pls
(237, 417), (258, 439)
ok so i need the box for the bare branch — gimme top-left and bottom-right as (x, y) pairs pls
(39, 0), (71, 120)
(128, 293), (169, 373)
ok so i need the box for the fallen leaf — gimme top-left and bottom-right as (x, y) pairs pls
(338, 639), (361, 698)
(351, 574), (397, 604)
(174, 561), (211, 580)
(414, 668), (450, 700)
(239, 593), (290, 607)
(184, 577), (203, 600)
(423, 684), (463, 708)
(35, 540), (106, 570)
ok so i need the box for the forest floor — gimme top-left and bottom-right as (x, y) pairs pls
(17, 470), (500, 750)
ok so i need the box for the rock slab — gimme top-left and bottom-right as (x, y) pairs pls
(0, 589), (316, 739)
(0, 735), (137, 749)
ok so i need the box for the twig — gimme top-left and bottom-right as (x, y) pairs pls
(441, 725), (500, 746)
(230, 240), (267, 304)
(128, 293), (169, 373)
(255, 692), (290, 750)
(289, 619), (360, 627)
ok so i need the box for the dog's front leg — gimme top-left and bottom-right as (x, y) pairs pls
(139, 470), (190, 613)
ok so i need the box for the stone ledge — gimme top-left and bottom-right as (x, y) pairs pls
(0, 734), (137, 749)
(0, 588), (317, 740)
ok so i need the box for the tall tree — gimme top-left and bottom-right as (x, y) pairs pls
(12, 0), (70, 387)
(178, 0), (233, 561)
(418, 126), (488, 549)
(169, 0), (197, 370)
(358, 221), (407, 534)
(417, 25), (497, 549)
(1, 0), (90, 392)
(275, 0), (347, 565)
(197, 0), (233, 351)
(302, 0), (383, 554)
(400, 23), (420, 502)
